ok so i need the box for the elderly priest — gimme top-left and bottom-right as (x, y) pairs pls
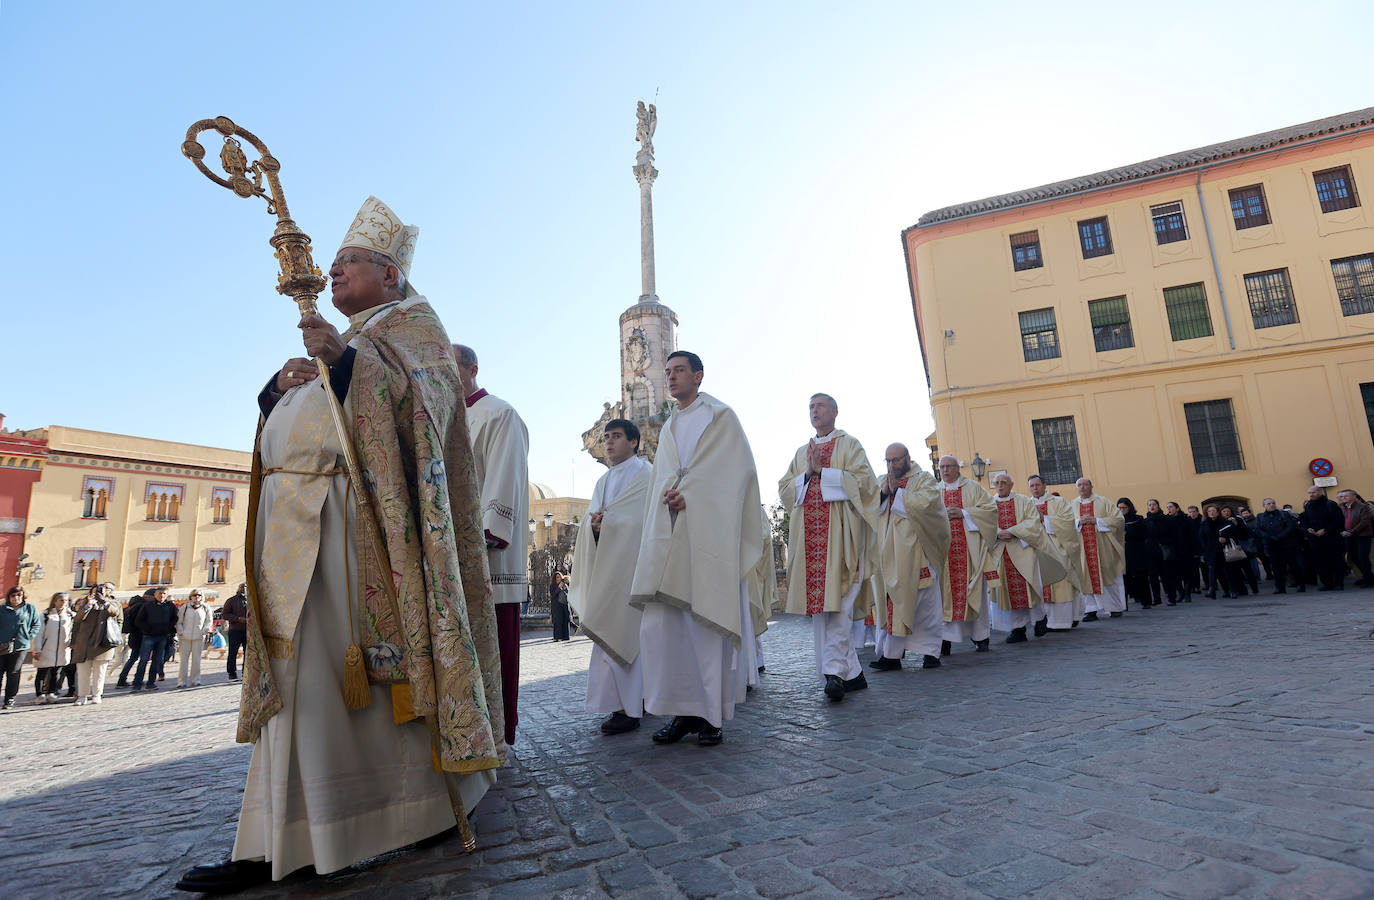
(177, 197), (503, 893)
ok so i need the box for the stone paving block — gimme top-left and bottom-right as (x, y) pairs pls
(1084, 831), (1205, 871)
(597, 856), (661, 895)
(927, 840), (1027, 878)
(622, 820), (677, 849)
(813, 859), (905, 899)
(489, 867), (592, 898)
(1267, 865), (1374, 900)
(736, 857), (824, 898)
(718, 838), (804, 867)
(962, 854), (1077, 899)
(1043, 854), (1166, 899)
(1151, 859), (1253, 899)
(547, 842), (625, 873)
(664, 857), (738, 899)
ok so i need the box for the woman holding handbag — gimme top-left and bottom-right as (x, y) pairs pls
(1199, 505), (1239, 599)
(69, 582), (123, 706)
(1219, 506), (1257, 596)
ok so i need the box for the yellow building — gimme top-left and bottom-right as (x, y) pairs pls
(903, 108), (1374, 508)
(20, 426), (251, 601)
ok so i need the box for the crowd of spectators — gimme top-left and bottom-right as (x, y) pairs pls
(0, 582), (250, 710)
(1116, 486), (1373, 605)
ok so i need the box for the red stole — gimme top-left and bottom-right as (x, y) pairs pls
(1035, 499), (1053, 604)
(1079, 499), (1103, 594)
(944, 483), (970, 620)
(989, 497), (1031, 610)
(802, 441), (836, 615)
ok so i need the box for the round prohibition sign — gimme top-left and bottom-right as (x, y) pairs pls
(1309, 458), (1334, 478)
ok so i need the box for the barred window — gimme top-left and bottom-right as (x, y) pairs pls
(1243, 268), (1299, 328)
(1009, 230), (1043, 271)
(1229, 185), (1270, 230)
(1313, 165), (1359, 213)
(1031, 417), (1081, 485)
(1162, 283), (1214, 341)
(1077, 216), (1113, 259)
(1331, 254), (1374, 316)
(1019, 308), (1061, 361)
(1363, 382), (1374, 446)
(1088, 296), (1134, 351)
(1150, 201), (1188, 244)
(1184, 399), (1244, 474)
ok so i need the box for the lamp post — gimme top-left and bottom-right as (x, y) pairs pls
(929, 445), (940, 476)
(971, 452), (988, 484)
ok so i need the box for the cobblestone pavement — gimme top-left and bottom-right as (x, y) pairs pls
(2, 589), (1373, 899)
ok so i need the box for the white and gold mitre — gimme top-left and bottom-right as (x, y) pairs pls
(339, 195), (419, 297)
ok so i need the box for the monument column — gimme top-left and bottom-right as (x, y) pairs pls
(634, 100), (659, 303)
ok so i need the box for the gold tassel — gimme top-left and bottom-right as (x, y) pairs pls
(342, 642), (372, 709)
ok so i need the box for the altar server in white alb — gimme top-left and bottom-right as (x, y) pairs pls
(569, 418), (653, 735)
(1028, 475), (1083, 630)
(454, 344), (529, 747)
(1072, 477), (1126, 621)
(631, 351), (766, 747)
(935, 455), (997, 655)
(779, 394), (880, 701)
(983, 473), (1067, 643)
(869, 443), (949, 673)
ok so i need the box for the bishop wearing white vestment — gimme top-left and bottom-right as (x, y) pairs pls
(779, 394), (880, 701)
(983, 474), (1067, 643)
(934, 456), (997, 653)
(454, 345), (529, 747)
(1028, 476), (1083, 630)
(179, 198), (502, 894)
(1072, 477), (1127, 620)
(869, 443), (950, 672)
(631, 351), (765, 746)
(569, 418), (653, 735)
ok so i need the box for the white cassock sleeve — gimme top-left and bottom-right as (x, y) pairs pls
(889, 491), (908, 519)
(963, 510), (978, 532)
(792, 472), (807, 506)
(820, 467), (848, 502)
(1042, 516), (1055, 535)
(478, 407), (529, 549)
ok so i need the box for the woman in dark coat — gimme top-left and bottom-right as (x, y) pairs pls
(1219, 506), (1257, 595)
(1162, 502), (1194, 604)
(549, 571), (571, 642)
(1142, 499), (1173, 606)
(1199, 505), (1236, 598)
(1117, 498), (1151, 609)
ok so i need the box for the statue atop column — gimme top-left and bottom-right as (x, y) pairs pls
(582, 101), (679, 465)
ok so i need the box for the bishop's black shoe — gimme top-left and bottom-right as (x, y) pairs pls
(697, 724), (724, 746)
(869, 656), (902, 671)
(824, 674), (846, 700)
(1005, 627), (1028, 644)
(940, 640), (952, 657)
(922, 655), (942, 669)
(844, 673), (868, 692)
(973, 639), (990, 652)
(652, 716), (701, 744)
(1109, 611), (1124, 618)
(600, 711), (641, 734)
(1082, 611), (1099, 622)
(175, 858), (273, 894)
(1033, 617), (1048, 637)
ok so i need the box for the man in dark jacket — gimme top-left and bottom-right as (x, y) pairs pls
(1337, 490), (1373, 587)
(1301, 487), (1346, 591)
(1254, 498), (1304, 594)
(131, 588), (178, 690)
(221, 583), (249, 681)
(115, 589), (154, 687)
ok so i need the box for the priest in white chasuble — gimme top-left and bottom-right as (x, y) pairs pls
(779, 393), (880, 701)
(453, 344), (529, 748)
(631, 351), (766, 747)
(1028, 475), (1083, 631)
(984, 473), (1067, 644)
(1072, 477), (1127, 621)
(178, 197), (502, 894)
(869, 443), (950, 673)
(935, 455), (997, 654)
(569, 418), (652, 735)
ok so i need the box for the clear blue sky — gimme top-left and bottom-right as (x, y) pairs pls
(3, 1), (1371, 496)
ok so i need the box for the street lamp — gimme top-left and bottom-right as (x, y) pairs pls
(971, 452), (988, 483)
(543, 512), (554, 530)
(929, 445), (940, 476)
(527, 517), (536, 536)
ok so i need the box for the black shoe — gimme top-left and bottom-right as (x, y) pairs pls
(1071, 620), (1080, 627)
(940, 640), (952, 657)
(973, 639), (990, 652)
(844, 673), (868, 692)
(1296, 587), (1306, 593)
(1005, 627), (1028, 644)
(145, 683), (158, 690)
(697, 725), (723, 746)
(757, 665), (765, 674)
(1034, 617), (1048, 637)
(115, 681), (129, 688)
(600, 711), (641, 735)
(1109, 611), (1123, 618)
(1082, 611), (1099, 622)
(1205, 593), (1216, 599)
(922, 655), (942, 668)
(869, 657), (902, 671)
(824, 674), (845, 700)
(652, 716), (701, 744)
(1274, 588), (1286, 594)
(1166, 600), (1178, 606)
(174, 859), (272, 893)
